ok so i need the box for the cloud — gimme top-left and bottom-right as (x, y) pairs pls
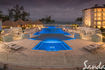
(0, 0), (105, 21)
(0, 0), (92, 7)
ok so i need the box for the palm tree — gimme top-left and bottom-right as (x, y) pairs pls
(39, 16), (55, 24)
(0, 11), (3, 19)
(0, 11), (10, 22)
(2, 15), (9, 22)
(8, 5), (30, 21)
(21, 11), (30, 21)
(76, 17), (82, 22)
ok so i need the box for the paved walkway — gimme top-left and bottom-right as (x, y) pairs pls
(0, 39), (105, 70)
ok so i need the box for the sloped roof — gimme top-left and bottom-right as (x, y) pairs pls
(25, 20), (33, 24)
(3, 20), (43, 27)
(25, 20), (43, 25)
(15, 19), (26, 25)
(3, 20), (17, 27)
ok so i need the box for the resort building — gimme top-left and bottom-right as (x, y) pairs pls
(83, 4), (105, 28)
(63, 26), (103, 42)
(2, 20), (44, 29)
(0, 20), (44, 42)
(77, 27), (102, 42)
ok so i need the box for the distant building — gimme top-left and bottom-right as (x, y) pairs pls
(83, 4), (105, 28)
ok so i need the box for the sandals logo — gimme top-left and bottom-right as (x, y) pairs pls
(83, 60), (105, 70)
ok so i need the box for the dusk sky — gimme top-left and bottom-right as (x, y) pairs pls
(0, 0), (105, 22)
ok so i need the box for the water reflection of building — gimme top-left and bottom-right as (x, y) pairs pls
(83, 4), (105, 28)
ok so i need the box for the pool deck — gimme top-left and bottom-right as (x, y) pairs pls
(0, 39), (105, 70)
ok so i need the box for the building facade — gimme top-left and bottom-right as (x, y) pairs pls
(83, 5), (105, 28)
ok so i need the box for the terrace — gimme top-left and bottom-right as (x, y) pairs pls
(0, 39), (105, 70)
(0, 26), (104, 70)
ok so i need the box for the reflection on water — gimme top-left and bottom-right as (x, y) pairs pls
(32, 39), (72, 51)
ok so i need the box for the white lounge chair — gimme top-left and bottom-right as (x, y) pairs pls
(6, 43), (23, 51)
(83, 44), (104, 52)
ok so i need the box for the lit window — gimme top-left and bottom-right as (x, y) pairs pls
(103, 21), (105, 25)
(103, 13), (105, 16)
(97, 8), (102, 12)
(94, 22), (96, 25)
(94, 9), (97, 12)
(103, 8), (105, 12)
(103, 26), (105, 28)
(97, 26), (101, 28)
(97, 13), (101, 16)
(94, 13), (97, 16)
(97, 22), (101, 25)
(97, 17), (102, 20)
(103, 17), (105, 20)
(94, 17), (97, 20)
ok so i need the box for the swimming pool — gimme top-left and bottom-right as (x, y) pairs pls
(32, 39), (72, 51)
(31, 26), (74, 51)
(33, 26), (70, 35)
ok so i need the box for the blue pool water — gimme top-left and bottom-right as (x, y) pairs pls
(32, 39), (72, 51)
(33, 26), (70, 35)
(31, 26), (74, 51)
